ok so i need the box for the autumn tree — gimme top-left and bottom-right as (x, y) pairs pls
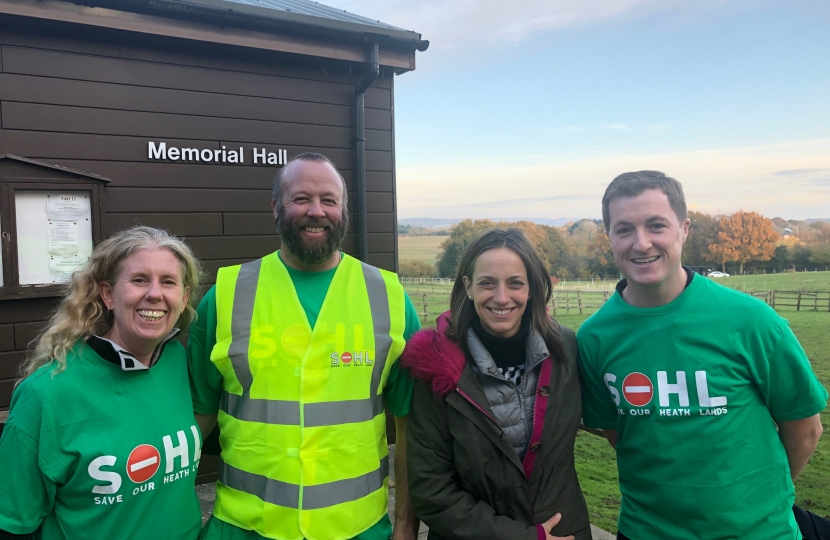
(436, 219), (497, 277)
(587, 232), (618, 276)
(707, 211), (779, 274)
(682, 211), (720, 266)
(435, 219), (568, 278)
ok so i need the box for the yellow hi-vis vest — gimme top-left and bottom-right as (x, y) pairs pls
(210, 252), (406, 540)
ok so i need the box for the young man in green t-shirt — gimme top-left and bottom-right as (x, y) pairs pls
(578, 171), (828, 540)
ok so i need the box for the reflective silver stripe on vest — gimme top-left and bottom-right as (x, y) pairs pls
(220, 456), (389, 510)
(223, 393), (301, 425)
(359, 262), (393, 400)
(220, 462), (300, 508)
(303, 455), (389, 510)
(226, 259), (262, 398)
(303, 395), (383, 427)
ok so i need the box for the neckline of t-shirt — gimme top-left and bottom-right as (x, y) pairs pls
(279, 250), (342, 282)
(609, 271), (704, 316)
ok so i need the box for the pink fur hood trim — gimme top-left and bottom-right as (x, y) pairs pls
(401, 311), (466, 397)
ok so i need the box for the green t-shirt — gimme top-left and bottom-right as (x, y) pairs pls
(187, 254), (421, 540)
(578, 274), (828, 540)
(0, 340), (202, 540)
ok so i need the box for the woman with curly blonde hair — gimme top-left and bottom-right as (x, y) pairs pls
(0, 226), (203, 540)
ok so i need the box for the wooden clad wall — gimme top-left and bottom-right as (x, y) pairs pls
(0, 15), (400, 411)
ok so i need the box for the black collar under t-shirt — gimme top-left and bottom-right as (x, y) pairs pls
(615, 266), (695, 295)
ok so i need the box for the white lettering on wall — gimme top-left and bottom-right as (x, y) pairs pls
(148, 142), (280, 166)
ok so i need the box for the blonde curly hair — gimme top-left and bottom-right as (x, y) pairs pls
(22, 226), (202, 378)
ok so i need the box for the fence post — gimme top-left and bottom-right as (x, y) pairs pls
(422, 293), (428, 323)
(552, 294), (558, 317)
(814, 294), (818, 311)
(577, 290), (583, 315)
(566, 292), (571, 315)
(771, 291), (776, 309)
(796, 293), (802, 312)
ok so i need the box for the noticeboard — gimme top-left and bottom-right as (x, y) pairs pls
(15, 191), (94, 285)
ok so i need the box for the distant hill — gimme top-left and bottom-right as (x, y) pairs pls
(399, 217), (578, 229)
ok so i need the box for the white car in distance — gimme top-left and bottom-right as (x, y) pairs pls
(708, 271), (730, 278)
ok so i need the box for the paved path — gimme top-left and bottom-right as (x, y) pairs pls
(196, 444), (615, 540)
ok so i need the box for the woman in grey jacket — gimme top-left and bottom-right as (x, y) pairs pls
(403, 228), (591, 540)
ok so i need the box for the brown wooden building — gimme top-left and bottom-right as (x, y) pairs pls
(0, 0), (427, 425)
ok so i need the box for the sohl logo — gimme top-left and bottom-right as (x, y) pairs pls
(330, 351), (373, 367)
(605, 371), (728, 417)
(87, 426), (201, 504)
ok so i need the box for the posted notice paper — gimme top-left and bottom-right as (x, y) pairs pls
(49, 256), (84, 283)
(46, 194), (87, 221)
(48, 221), (79, 257)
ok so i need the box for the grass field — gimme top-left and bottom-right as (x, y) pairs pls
(397, 236), (446, 264)
(716, 270), (830, 292)
(402, 282), (830, 532)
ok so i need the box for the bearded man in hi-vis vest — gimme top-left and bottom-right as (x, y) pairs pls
(188, 152), (422, 540)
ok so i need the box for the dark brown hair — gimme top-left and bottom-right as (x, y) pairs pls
(602, 170), (687, 230)
(445, 228), (566, 364)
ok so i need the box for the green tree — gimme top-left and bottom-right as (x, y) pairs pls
(436, 219), (496, 277)
(682, 211), (720, 266)
(587, 232), (618, 276)
(398, 259), (438, 277)
(808, 244), (830, 267)
(435, 219), (568, 278)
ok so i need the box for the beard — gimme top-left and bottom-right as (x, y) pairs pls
(275, 208), (349, 268)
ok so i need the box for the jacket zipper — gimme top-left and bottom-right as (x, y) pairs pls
(455, 386), (503, 433)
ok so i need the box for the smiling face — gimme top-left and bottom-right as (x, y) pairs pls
(463, 247), (529, 338)
(273, 159), (347, 271)
(607, 188), (691, 306)
(99, 247), (190, 363)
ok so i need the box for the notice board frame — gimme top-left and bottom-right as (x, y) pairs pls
(0, 156), (108, 301)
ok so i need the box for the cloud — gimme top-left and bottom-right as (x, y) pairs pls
(333, 0), (734, 51)
(601, 123), (629, 130)
(396, 138), (830, 220)
(774, 168), (830, 185)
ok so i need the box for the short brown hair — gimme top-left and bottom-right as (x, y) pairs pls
(602, 170), (687, 230)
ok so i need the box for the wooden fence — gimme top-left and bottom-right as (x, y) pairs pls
(752, 291), (830, 312)
(408, 288), (830, 323)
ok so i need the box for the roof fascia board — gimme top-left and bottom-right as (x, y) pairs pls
(0, 0), (415, 69)
(148, 0), (422, 44)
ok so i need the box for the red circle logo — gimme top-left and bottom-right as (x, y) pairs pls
(341, 352), (353, 363)
(622, 372), (654, 407)
(126, 444), (161, 483)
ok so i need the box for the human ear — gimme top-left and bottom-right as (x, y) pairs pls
(182, 286), (191, 309)
(99, 282), (114, 310)
(271, 199), (279, 219)
(462, 276), (472, 299)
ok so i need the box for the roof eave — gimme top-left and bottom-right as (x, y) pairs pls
(83, 0), (429, 52)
